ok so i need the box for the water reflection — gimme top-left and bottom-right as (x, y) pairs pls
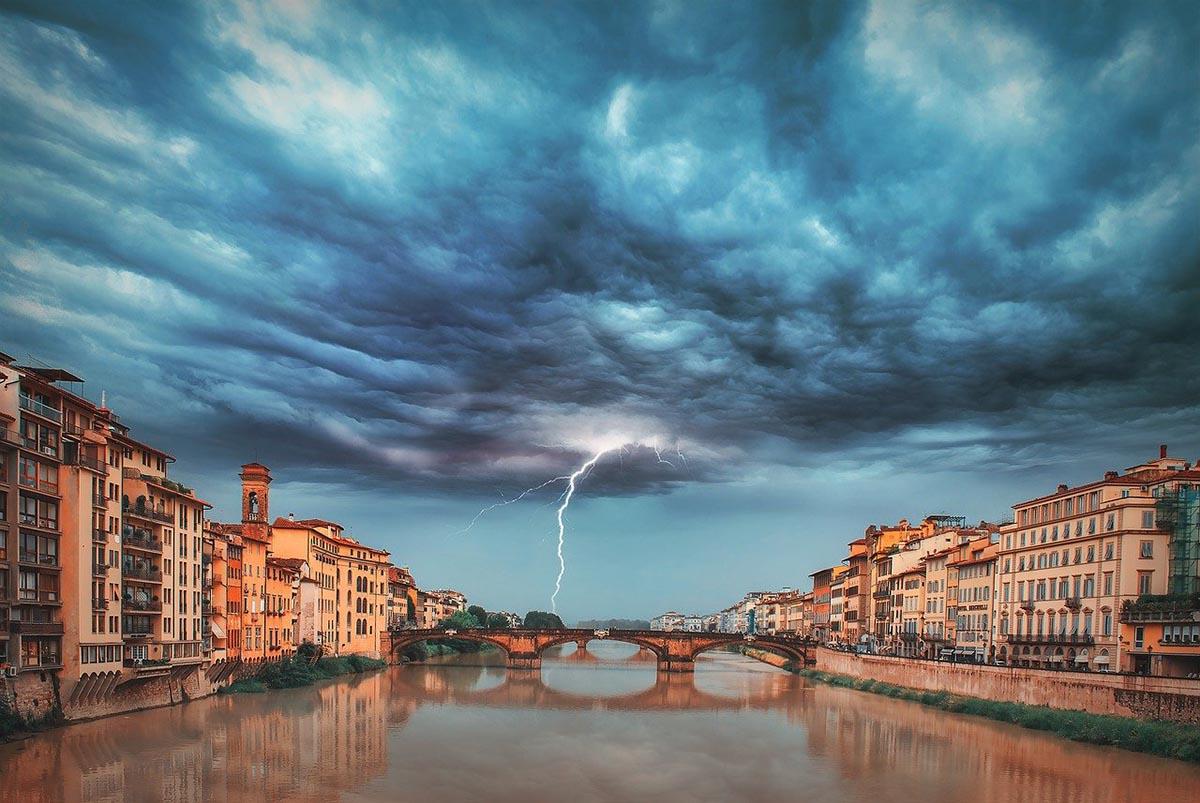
(1, 645), (1198, 802)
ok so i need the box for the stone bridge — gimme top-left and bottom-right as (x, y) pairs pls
(383, 627), (815, 672)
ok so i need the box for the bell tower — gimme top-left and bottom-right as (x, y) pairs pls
(239, 463), (272, 539)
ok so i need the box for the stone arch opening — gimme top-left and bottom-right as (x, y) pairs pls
(391, 632), (512, 662)
(536, 635), (665, 663)
(689, 640), (807, 668)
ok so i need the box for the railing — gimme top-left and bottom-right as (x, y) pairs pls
(1006, 633), (1095, 646)
(19, 512), (59, 531)
(18, 589), (60, 603)
(93, 528), (108, 543)
(19, 551), (58, 568)
(1121, 607), (1198, 624)
(0, 427), (20, 447)
(123, 630), (153, 639)
(1064, 596), (1081, 610)
(92, 561), (108, 577)
(63, 422), (84, 437)
(75, 453), (104, 472)
(122, 564), (163, 582)
(93, 491), (108, 506)
(122, 598), (162, 612)
(18, 475), (58, 495)
(1160, 634), (1200, 645)
(122, 530), (163, 552)
(122, 504), (173, 524)
(19, 394), (61, 423)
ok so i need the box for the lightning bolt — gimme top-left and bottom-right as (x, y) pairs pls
(461, 441), (684, 613)
(551, 450), (610, 613)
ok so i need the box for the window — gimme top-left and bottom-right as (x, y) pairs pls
(1138, 572), (1153, 595)
(1140, 540), (1153, 558)
(1135, 626), (1144, 648)
(1102, 613), (1112, 636)
(1142, 511), (1155, 529)
(1105, 514), (1115, 531)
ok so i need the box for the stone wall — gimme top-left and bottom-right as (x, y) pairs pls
(814, 648), (1200, 724)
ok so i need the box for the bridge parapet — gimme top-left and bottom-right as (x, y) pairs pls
(384, 627), (814, 673)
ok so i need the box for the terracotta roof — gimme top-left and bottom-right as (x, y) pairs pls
(267, 557), (306, 572)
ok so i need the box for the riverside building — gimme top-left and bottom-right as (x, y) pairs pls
(996, 445), (1200, 674)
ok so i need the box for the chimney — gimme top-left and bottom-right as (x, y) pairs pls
(1056, 484), (1068, 493)
(1160, 444), (1168, 459)
(1104, 470), (1118, 480)
(288, 512), (295, 521)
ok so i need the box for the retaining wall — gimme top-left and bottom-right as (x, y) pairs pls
(814, 648), (1200, 724)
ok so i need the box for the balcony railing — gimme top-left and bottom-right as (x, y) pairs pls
(122, 598), (162, 612)
(122, 530), (163, 552)
(1005, 633), (1095, 646)
(19, 512), (59, 531)
(19, 395), (62, 423)
(18, 551), (59, 568)
(18, 589), (60, 603)
(92, 561), (108, 577)
(92, 597), (109, 610)
(122, 564), (163, 582)
(93, 528), (108, 543)
(0, 427), (20, 447)
(63, 422), (84, 437)
(18, 475), (59, 495)
(93, 491), (108, 506)
(8, 620), (64, 636)
(122, 504), (173, 524)
(75, 453), (104, 472)
(1064, 596), (1081, 610)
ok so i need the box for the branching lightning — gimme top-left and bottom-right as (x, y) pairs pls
(461, 440), (684, 613)
(551, 450), (609, 613)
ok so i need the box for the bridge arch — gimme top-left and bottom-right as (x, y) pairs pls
(535, 633), (665, 662)
(688, 637), (809, 668)
(388, 630), (512, 660)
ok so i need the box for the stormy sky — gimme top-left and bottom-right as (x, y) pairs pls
(2, 1), (1198, 620)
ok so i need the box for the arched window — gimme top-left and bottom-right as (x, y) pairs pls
(248, 492), (259, 518)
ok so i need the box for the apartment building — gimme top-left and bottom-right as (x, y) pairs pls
(387, 565), (419, 628)
(997, 445), (1200, 673)
(843, 540), (869, 644)
(419, 589), (467, 628)
(809, 567), (836, 642)
(0, 353), (210, 709)
(953, 538), (998, 662)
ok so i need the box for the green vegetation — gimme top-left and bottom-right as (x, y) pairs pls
(467, 605), (489, 625)
(486, 613), (512, 629)
(798, 669), (1200, 763)
(222, 644), (387, 695)
(523, 610), (565, 629)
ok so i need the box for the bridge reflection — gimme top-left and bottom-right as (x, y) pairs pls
(387, 656), (805, 714)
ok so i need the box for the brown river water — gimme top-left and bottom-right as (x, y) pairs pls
(2, 641), (1198, 802)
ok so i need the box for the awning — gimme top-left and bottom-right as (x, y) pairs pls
(1074, 654), (1089, 663)
(210, 620), (226, 639)
(1094, 655), (1111, 664)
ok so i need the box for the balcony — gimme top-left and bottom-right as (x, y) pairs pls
(1019, 601), (1035, 612)
(873, 590), (890, 600)
(93, 491), (108, 507)
(74, 453), (104, 472)
(63, 421), (84, 438)
(92, 597), (109, 611)
(92, 561), (108, 578)
(17, 589), (61, 604)
(1120, 595), (1200, 624)
(122, 564), (163, 583)
(123, 503), (173, 524)
(0, 427), (20, 448)
(122, 630), (153, 640)
(18, 512), (59, 532)
(18, 475), (59, 495)
(125, 469), (194, 497)
(1064, 596), (1081, 610)
(18, 551), (59, 569)
(8, 620), (64, 636)
(122, 528), (162, 552)
(19, 394), (61, 423)
(93, 528), (108, 543)
(122, 598), (162, 613)
(1005, 633), (1095, 646)
(1160, 634), (1200, 646)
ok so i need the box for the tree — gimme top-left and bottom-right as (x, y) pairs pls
(467, 605), (489, 626)
(523, 610), (565, 629)
(486, 613), (511, 629)
(442, 609), (481, 630)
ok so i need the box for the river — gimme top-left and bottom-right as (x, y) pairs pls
(2, 641), (1197, 802)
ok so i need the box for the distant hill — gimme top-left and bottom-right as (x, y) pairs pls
(575, 618), (652, 630)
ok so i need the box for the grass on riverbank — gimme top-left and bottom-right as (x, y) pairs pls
(798, 668), (1200, 763)
(223, 653), (388, 695)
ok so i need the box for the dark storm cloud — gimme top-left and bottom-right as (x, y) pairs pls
(1, 0), (1198, 500)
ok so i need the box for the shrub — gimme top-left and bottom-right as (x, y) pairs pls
(223, 679), (267, 694)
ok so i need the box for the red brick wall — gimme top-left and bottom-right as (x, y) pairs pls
(815, 648), (1200, 724)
